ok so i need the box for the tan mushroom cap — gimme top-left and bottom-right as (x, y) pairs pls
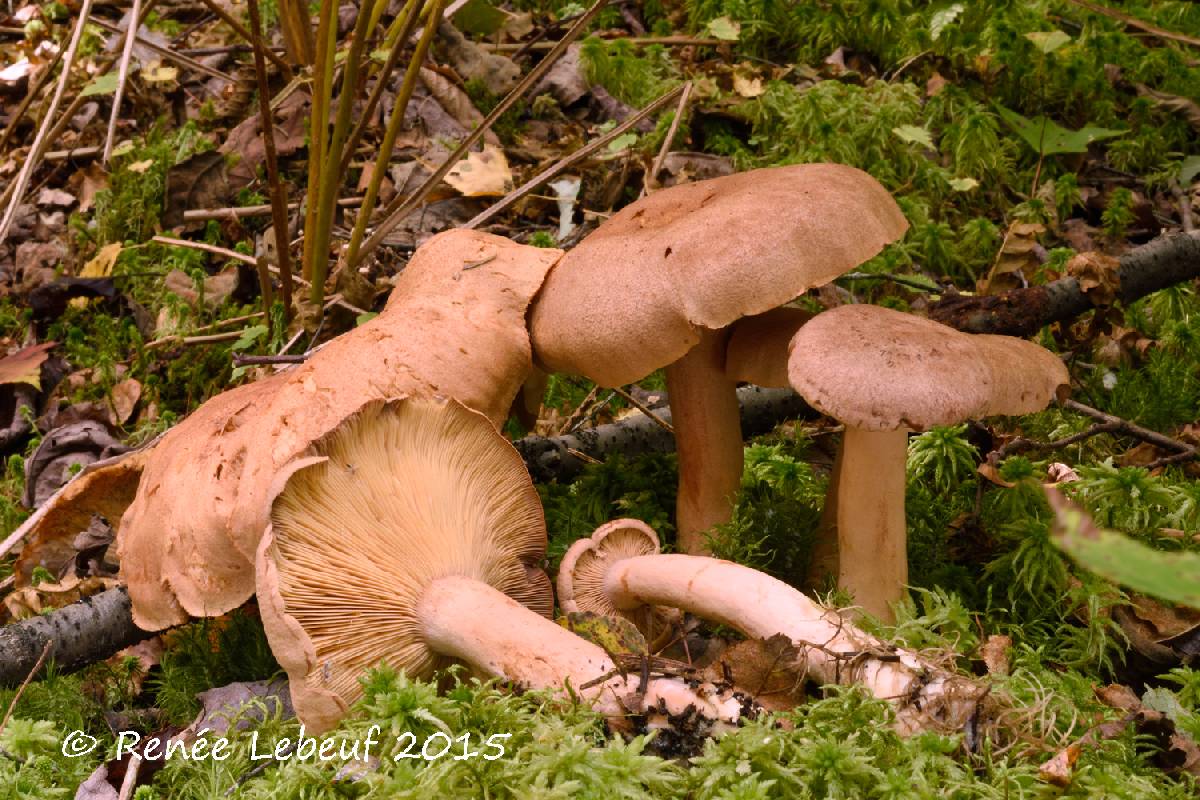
(724, 307), (813, 388)
(787, 304), (1069, 432)
(257, 398), (552, 732)
(530, 163), (909, 387)
(557, 519), (678, 650)
(119, 230), (560, 630)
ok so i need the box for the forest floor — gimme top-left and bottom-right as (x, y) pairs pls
(2, 0), (1200, 797)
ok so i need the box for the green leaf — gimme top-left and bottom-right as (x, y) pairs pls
(949, 177), (979, 191)
(454, 0), (508, 36)
(1180, 155), (1200, 184)
(994, 105), (1125, 156)
(929, 3), (964, 41)
(706, 15), (741, 41)
(1048, 489), (1200, 609)
(81, 73), (119, 97)
(356, 311), (379, 326)
(231, 325), (268, 353)
(1024, 30), (1071, 55)
(607, 132), (638, 153)
(892, 125), (935, 149)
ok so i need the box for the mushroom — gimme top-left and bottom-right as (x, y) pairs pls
(258, 398), (752, 734)
(787, 304), (1070, 620)
(119, 230), (562, 630)
(530, 164), (908, 553)
(558, 519), (988, 736)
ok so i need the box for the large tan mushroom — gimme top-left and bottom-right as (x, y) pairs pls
(119, 230), (562, 630)
(558, 519), (988, 736)
(258, 398), (751, 734)
(529, 164), (907, 553)
(787, 304), (1069, 620)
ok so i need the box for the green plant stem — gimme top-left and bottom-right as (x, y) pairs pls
(345, 0), (443, 267)
(338, 0), (423, 175)
(301, 0), (336, 285)
(351, 0), (610, 267)
(307, 0), (380, 304)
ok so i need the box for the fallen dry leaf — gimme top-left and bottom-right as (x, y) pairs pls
(444, 145), (512, 197)
(0, 341), (54, 389)
(1038, 742), (1080, 786)
(979, 634), (1012, 676)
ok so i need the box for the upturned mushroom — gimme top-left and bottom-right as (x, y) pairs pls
(787, 304), (1070, 620)
(558, 519), (989, 736)
(529, 164), (908, 554)
(258, 398), (752, 734)
(119, 230), (562, 630)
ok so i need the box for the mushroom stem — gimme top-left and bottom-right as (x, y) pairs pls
(835, 427), (909, 621)
(665, 328), (743, 554)
(602, 554), (981, 735)
(418, 576), (747, 727)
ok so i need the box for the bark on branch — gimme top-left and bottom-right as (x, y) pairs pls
(0, 587), (151, 687)
(514, 386), (812, 483)
(929, 232), (1200, 335)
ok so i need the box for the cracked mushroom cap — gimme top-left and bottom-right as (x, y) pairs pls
(557, 519), (677, 650)
(530, 163), (908, 387)
(256, 398), (552, 732)
(786, 304), (1069, 431)
(119, 230), (560, 631)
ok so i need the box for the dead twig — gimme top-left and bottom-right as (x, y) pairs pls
(197, 0), (294, 77)
(0, 0), (97, 244)
(1065, 0), (1200, 48)
(991, 398), (1197, 469)
(465, 83), (686, 230)
(248, 0), (294, 319)
(611, 386), (673, 434)
(353, 0), (611, 265)
(483, 35), (725, 52)
(0, 641), (53, 738)
(103, 0), (144, 164)
(643, 81), (693, 196)
(88, 16), (234, 82)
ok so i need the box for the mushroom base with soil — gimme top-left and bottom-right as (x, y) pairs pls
(561, 520), (989, 737)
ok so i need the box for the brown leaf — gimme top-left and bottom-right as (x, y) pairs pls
(1095, 683), (1141, 712)
(1066, 251), (1122, 306)
(980, 222), (1044, 294)
(419, 68), (501, 146)
(976, 461), (1016, 488)
(1136, 84), (1200, 133)
(1038, 742), (1080, 786)
(0, 341), (54, 389)
(220, 89), (310, 187)
(109, 378), (142, 425)
(703, 633), (806, 712)
(163, 151), (230, 227)
(979, 634), (1011, 676)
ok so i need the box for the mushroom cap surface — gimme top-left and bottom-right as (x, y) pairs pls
(257, 397), (552, 732)
(529, 164), (908, 387)
(119, 230), (559, 630)
(787, 304), (1069, 431)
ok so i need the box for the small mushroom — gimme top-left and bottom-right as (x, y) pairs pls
(787, 304), (1070, 620)
(530, 164), (908, 553)
(258, 399), (752, 734)
(558, 519), (988, 736)
(557, 519), (680, 651)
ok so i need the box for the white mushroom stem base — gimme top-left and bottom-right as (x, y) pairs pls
(834, 427), (909, 622)
(603, 554), (983, 736)
(418, 576), (747, 730)
(665, 328), (744, 555)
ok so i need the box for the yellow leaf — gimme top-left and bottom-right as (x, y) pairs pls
(127, 159), (155, 174)
(443, 146), (512, 197)
(71, 242), (121, 308)
(81, 242), (122, 278)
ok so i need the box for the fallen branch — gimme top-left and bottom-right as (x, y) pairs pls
(929, 232), (1200, 335)
(991, 398), (1198, 469)
(514, 386), (811, 482)
(0, 588), (151, 687)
